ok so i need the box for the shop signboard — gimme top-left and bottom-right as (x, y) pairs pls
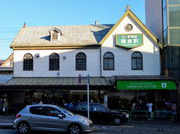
(116, 34), (143, 48)
(117, 80), (177, 90)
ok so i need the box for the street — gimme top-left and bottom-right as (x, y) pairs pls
(1, 123), (180, 134)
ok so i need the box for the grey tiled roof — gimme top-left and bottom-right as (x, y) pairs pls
(10, 24), (114, 47)
(4, 77), (112, 86)
(0, 75), (13, 84)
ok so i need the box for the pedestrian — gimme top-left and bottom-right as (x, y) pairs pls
(161, 99), (167, 119)
(131, 101), (136, 111)
(171, 101), (176, 121)
(147, 101), (153, 120)
(3, 98), (8, 116)
(0, 98), (3, 109)
(38, 99), (43, 104)
(67, 100), (74, 109)
(62, 100), (67, 107)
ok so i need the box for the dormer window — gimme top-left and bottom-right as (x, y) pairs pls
(49, 27), (62, 41)
(52, 31), (58, 40)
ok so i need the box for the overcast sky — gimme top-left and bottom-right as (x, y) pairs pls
(0, 0), (145, 60)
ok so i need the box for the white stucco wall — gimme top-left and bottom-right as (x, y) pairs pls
(14, 49), (100, 77)
(101, 15), (161, 76)
(13, 15), (161, 78)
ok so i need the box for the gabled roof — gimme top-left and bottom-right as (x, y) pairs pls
(0, 53), (13, 67)
(10, 24), (114, 49)
(49, 27), (62, 35)
(99, 9), (163, 49)
(0, 60), (5, 65)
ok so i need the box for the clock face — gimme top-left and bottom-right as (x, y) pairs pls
(125, 24), (133, 32)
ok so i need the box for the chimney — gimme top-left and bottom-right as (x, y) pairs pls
(95, 21), (98, 25)
(126, 4), (130, 11)
(23, 22), (26, 28)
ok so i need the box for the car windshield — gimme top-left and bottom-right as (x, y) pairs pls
(101, 104), (111, 111)
(58, 106), (75, 116)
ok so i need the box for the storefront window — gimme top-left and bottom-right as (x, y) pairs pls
(169, 29), (180, 44)
(169, 0), (180, 5)
(169, 6), (180, 27)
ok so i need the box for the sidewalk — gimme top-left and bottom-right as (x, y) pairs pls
(0, 115), (15, 128)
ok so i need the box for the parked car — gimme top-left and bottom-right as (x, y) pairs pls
(13, 104), (93, 134)
(67, 102), (128, 125)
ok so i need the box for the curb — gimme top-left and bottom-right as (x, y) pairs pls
(0, 123), (13, 129)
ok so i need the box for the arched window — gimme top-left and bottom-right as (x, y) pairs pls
(131, 51), (143, 70)
(103, 52), (114, 70)
(23, 53), (33, 71)
(76, 52), (86, 70)
(49, 53), (59, 70)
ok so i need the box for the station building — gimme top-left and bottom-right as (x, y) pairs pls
(0, 8), (177, 111)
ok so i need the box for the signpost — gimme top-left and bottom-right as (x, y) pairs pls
(87, 74), (90, 119)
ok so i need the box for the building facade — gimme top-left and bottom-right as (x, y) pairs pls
(146, 0), (180, 118)
(0, 9), (177, 114)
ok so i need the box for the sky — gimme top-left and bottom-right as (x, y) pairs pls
(0, 0), (145, 60)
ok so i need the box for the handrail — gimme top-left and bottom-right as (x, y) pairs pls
(111, 109), (175, 122)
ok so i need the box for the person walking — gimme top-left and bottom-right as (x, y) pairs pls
(147, 101), (153, 120)
(3, 98), (8, 116)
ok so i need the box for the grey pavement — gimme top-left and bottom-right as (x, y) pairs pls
(0, 115), (180, 134)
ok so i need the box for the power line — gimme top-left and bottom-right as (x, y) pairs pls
(0, 28), (19, 29)
(0, 38), (14, 40)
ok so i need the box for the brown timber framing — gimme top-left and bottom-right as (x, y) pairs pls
(11, 45), (101, 50)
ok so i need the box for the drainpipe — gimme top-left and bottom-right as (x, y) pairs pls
(100, 46), (102, 77)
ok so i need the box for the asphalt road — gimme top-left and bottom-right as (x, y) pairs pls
(1, 123), (180, 134)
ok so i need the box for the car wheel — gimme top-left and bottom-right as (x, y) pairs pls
(18, 122), (30, 134)
(114, 117), (121, 125)
(69, 124), (81, 134)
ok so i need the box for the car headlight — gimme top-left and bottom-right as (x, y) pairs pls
(81, 119), (91, 124)
(122, 112), (129, 118)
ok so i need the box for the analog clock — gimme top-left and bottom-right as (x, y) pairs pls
(125, 24), (133, 32)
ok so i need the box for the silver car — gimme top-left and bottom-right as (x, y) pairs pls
(13, 104), (93, 134)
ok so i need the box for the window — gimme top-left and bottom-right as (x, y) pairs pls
(76, 52), (86, 70)
(91, 104), (107, 111)
(103, 52), (114, 70)
(131, 51), (143, 70)
(77, 103), (87, 110)
(23, 53), (33, 71)
(30, 106), (43, 115)
(49, 53), (59, 70)
(52, 31), (58, 40)
(49, 27), (62, 41)
(44, 107), (61, 117)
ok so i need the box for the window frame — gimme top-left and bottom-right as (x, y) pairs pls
(49, 53), (60, 71)
(131, 51), (143, 70)
(52, 31), (58, 40)
(23, 53), (33, 71)
(103, 52), (114, 70)
(76, 52), (86, 71)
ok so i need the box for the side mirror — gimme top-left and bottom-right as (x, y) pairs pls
(58, 114), (63, 119)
